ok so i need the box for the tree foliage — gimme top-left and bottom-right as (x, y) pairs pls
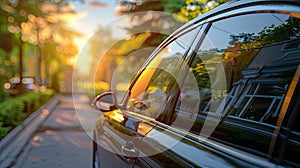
(0, 0), (82, 97)
(91, 0), (231, 91)
(176, 0), (229, 22)
(92, 0), (186, 87)
(229, 17), (300, 50)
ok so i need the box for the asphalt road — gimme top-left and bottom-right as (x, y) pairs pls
(10, 94), (101, 168)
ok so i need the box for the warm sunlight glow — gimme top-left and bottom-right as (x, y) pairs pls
(137, 123), (153, 137)
(40, 3), (58, 13)
(67, 56), (77, 67)
(105, 110), (124, 123)
(75, 56), (92, 75)
(4, 83), (10, 89)
(60, 13), (81, 24)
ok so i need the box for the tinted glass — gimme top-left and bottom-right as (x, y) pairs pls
(281, 81), (300, 166)
(174, 12), (300, 156)
(126, 28), (199, 119)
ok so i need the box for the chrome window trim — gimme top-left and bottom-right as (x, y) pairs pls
(206, 4), (300, 23)
(226, 116), (277, 129)
(142, 118), (279, 167)
(143, 21), (205, 67)
(171, 126), (282, 168)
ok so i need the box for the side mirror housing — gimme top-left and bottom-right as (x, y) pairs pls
(92, 92), (118, 112)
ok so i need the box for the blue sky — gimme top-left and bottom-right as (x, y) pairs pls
(70, 0), (118, 49)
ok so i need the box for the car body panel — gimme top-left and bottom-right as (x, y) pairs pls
(93, 0), (300, 167)
(94, 110), (143, 167)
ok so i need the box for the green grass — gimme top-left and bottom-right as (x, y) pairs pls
(0, 89), (56, 139)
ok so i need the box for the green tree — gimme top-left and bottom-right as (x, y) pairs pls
(117, 0), (186, 44)
(94, 0), (186, 88)
(0, 4), (15, 101)
(1, 0), (82, 93)
(176, 0), (229, 22)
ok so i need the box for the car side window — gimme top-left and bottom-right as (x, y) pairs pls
(173, 12), (300, 157)
(125, 28), (200, 119)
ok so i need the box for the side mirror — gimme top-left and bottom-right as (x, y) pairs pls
(91, 92), (118, 112)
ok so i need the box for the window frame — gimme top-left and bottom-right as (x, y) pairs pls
(177, 5), (300, 164)
(120, 23), (204, 121)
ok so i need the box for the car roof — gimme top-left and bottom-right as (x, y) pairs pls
(174, 0), (300, 34)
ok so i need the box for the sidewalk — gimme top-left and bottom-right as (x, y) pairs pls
(0, 94), (60, 168)
(0, 94), (101, 168)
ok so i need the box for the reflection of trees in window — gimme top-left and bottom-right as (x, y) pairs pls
(258, 17), (300, 43)
(222, 46), (259, 89)
(148, 68), (172, 92)
(223, 16), (300, 88)
(191, 51), (229, 113)
(177, 13), (300, 159)
(190, 55), (211, 90)
(149, 53), (182, 89)
(229, 17), (300, 49)
(191, 14), (300, 116)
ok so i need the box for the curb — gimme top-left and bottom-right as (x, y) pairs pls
(0, 94), (60, 168)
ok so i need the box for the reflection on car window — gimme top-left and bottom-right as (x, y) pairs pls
(126, 28), (199, 119)
(173, 12), (300, 156)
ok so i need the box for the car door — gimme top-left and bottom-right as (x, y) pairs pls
(134, 2), (300, 168)
(120, 26), (202, 167)
(94, 100), (144, 168)
(94, 25), (201, 168)
(132, 22), (249, 168)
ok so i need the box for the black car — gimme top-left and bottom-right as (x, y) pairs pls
(92, 0), (300, 167)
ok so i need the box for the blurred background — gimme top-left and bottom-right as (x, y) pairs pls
(0, 0), (228, 138)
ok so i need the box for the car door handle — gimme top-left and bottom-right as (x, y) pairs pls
(121, 141), (139, 157)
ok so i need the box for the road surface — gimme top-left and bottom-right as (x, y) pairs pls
(12, 94), (100, 168)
